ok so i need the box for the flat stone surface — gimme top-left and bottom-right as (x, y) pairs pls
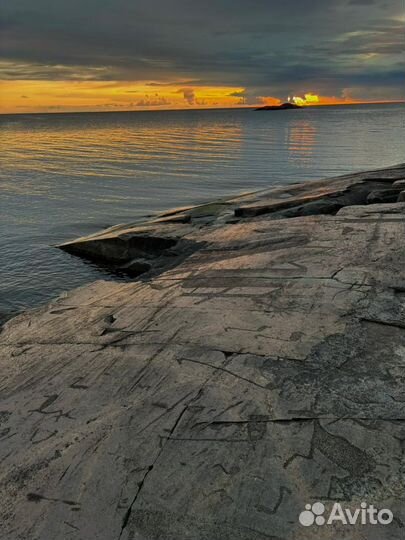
(1, 163), (405, 539)
(337, 201), (405, 216)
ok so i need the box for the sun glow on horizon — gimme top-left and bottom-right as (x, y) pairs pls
(0, 79), (403, 114)
(286, 92), (400, 107)
(290, 93), (320, 106)
(0, 80), (250, 114)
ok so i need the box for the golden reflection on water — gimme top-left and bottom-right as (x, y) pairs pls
(286, 120), (317, 165)
(0, 119), (243, 195)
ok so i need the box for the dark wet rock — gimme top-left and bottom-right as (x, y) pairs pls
(119, 258), (152, 277)
(60, 231), (179, 264)
(276, 198), (344, 217)
(234, 193), (325, 217)
(367, 188), (403, 204)
(361, 175), (405, 182)
(235, 180), (392, 219)
(393, 179), (405, 189)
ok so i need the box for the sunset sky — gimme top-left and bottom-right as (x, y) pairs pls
(0, 0), (404, 113)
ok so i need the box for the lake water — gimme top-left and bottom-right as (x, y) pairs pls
(1, 104), (404, 316)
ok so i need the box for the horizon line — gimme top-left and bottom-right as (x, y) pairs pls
(1, 100), (404, 116)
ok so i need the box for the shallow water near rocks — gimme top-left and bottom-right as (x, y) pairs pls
(1, 104), (404, 314)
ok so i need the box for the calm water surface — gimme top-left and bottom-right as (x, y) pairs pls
(1, 104), (404, 315)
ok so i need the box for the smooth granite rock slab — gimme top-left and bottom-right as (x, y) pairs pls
(1, 164), (405, 539)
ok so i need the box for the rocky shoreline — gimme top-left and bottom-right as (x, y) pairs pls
(1, 163), (405, 539)
(58, 163), (405, 277)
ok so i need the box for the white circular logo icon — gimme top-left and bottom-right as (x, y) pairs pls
(299, 502), (325, 527)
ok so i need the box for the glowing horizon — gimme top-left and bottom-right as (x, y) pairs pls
(0, 80), (403, 115)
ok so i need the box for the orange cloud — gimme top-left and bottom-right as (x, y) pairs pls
(0, 80), (249, 113)
(258, 96), (282, 106)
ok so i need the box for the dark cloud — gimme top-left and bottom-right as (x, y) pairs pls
(0, 0), (403, 99)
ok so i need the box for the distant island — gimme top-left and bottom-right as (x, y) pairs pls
(255, 102), (301, 111)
